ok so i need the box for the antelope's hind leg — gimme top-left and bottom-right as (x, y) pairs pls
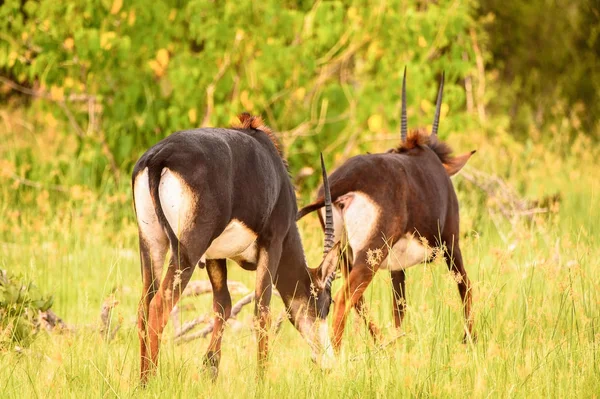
(137, 235), (168, 384)
(203, 258), (231, 381)
(134, 168), (170, 383)
(443, 240), (475, 343)
(144, 217), (213, 382)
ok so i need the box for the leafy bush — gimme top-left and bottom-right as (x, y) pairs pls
(0, 270), (54, 348)
(477, 0), (600, 137)
(0, 0), (480, 194)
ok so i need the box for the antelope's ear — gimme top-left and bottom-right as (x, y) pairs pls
(444, 150), (476, 176)
(308, 267), (320, 286)
(319, 242), (340, 282)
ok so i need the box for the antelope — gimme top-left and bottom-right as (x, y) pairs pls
(297, 69), (476, 351)
(132, 113), (338, 384)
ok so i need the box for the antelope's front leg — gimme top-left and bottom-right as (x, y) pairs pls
(331, 245), (387, 352)
(203, 259), (231, 381)
(391, 270), (407, 329)
(254, 244), (282, 373)
(354, 295), (382, 343)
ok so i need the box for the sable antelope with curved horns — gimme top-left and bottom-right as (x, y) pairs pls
(133, 113), (337, 383)
(298, 69), (476, 351)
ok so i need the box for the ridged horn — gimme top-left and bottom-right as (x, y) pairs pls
(324, 271), (336, 293)
(320, 153), (334, 256)
(432, 71), (445, 137)
(401, 66), (407, 142)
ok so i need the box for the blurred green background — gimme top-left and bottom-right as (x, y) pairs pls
(1, 0), (598, 198)
(1, 2), (600, 397)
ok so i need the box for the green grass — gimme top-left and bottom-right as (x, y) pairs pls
(1, 173), (599, 398)
(1, 123), (599, 397)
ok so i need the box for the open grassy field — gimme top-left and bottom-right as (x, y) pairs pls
(1, 120), (599, 398)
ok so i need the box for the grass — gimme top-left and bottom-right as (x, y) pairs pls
(1, 116), (599, 397)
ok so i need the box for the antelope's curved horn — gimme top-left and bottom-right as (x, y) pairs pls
(401, 66), (408, 142)
(432, 71), (445, 137)
(320, 153), (334, 256)
(324, 271), (336, 292)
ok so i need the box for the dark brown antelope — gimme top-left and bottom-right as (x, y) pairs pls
(298, 69), (476, 352)
(132, 114), (337, 383)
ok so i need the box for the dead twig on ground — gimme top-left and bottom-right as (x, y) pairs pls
(173, 282), (286, 345)
(460, 166), (550, 227)
(100, 296), (121, 342)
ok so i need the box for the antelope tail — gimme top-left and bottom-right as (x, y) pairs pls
(147, 164), (193, 268)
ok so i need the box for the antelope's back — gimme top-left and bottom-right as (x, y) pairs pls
(321, 149), (458, 240)
(132, 127), (295, 235)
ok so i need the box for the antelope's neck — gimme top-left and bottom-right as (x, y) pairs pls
(275, 226), (315, 316)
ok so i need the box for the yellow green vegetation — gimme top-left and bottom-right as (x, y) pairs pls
(1, 104), (598, 397)
(1, 0), (599, 397)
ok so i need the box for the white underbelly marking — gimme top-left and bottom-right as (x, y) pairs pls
(204, 220), (258, 263)
(341, 192), (381, 254)
(159, 168), (195, 239)
(381, 234), (430, 271)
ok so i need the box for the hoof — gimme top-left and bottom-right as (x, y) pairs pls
(206, 365), (219, 382)
(203, 351), (220, 382)
(463, 331), (477, 344)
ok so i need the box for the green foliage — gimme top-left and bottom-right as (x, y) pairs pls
(0, 270), (54, 348)
(0, 0), (480, 193)
(478, 0), (600, 137)
(1, 2), (599, 396)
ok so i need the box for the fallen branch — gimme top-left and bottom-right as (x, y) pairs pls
(173, 283), (286, 345)
(182, 280), (250, 297)
(100, 296), (121, 342)
(174, 314), (209, 339)
(0, 76), (95, 103)
(175, 320), (216, 343)
(8, 173), (69, 193)
(230, 292), (255, 317)
(39, 309), (68, 332)
(173, 292), (255, 344)
(460, 166), (552, 226)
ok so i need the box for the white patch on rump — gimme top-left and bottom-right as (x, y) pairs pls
(134, 167), (168, 268)
(340, 192), (381, 254)
(158, 168), (195, 239)
(381, 233), (430, 271)
(137, 167), (258, 265)
(324, 191), (428, 270)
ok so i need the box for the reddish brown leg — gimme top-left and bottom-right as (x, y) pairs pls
(254, 244), (282, 375)
(443, 240), (475, 342)
(203, 259), (231, 381)
(137, 238), (166, 384)
(354, 295), (382, 342)
(391, 270), (407, 329)
(143, 249), (197, 383)
(339, 247), (382, 342)
(331, 244), (389, 352)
